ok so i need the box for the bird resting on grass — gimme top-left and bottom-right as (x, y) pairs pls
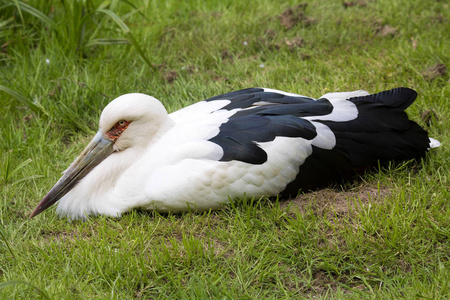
(30, 87), (440, 220)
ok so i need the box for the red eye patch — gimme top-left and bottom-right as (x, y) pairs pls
(107, 120), (131, 140)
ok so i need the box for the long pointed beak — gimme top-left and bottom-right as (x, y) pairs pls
(30, 132), (114, 218)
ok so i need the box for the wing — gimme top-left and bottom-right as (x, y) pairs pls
(170, 87), (358, 168)
(168, 87), (431, 195)
(170, 88), (341, 165)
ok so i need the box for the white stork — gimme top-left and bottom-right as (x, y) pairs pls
(30, 87), (440, 220)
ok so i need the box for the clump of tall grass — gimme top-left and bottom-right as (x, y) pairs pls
(1, 0), (156, 135)
(1, 0), (154, 68)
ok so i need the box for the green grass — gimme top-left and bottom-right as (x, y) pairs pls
(0, 0), (449, 298)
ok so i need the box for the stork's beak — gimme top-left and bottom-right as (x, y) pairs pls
(30, 132), (114, 218)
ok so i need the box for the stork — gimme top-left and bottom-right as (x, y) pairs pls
(30, 87), (440, 220)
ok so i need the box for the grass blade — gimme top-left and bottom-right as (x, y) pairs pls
(4, 1), (57, 29)
(96, 8), (129, 32)
(95, 8), (156, 71)
(0, 281), (51, 300)
(84, 38), (130, 47)
(0, 84), (29, 105)
(0, 226), (16, 259)
(0, 85), (50, 117)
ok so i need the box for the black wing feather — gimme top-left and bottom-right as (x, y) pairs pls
(347, 87), (417, 110)
(317, 88), (429, 167)
(206, 89), (332, 164)
(204, 88), (265, 102)
(205, 89), (317, 111)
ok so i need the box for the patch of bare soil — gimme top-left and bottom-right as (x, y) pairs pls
(154, 63), (178, 84)
(180, 65), (198, 74)
(257, 35), (308, 52)
(40, 229), (91, 242)
(306, 271), (344, 295)
(279, 4), (316, 30)
(375, 24), (397, 37)
(297, 270), (372, 296)
(429, 14), (446, 25)
(281, 184), (392, 218)
(284, 37), (305, 50)
(421, 63), (447, 81)
(163, 70), (178, 83)
(343, 0), (368, 8)
(411, 37), (418, 50)
(221, 49), (233, 62)
(420, 109), (439, 127)
(208, 70), (230, 82)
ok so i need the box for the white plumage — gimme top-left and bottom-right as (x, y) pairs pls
(30, 87), (438, 220)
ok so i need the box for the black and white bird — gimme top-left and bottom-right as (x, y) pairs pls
(30, 87), (440, 220)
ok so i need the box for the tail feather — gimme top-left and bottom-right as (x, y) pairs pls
(347, 87), (418, 110)
(429, 138), (441, 149)
(282, 87), (437, 195)
(324, 88), (430, 167)
(331, 121), (430, 167)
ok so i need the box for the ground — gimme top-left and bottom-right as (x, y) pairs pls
(0, 0), (448, 298)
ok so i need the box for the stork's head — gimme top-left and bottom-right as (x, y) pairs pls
(98, 93), (169, 152)
(30, 93), (170, 218)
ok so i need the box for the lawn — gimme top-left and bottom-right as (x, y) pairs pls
(0, 0), (449, 298)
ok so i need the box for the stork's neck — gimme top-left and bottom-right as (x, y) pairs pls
(94, 116), (177, 201)
(149, 117), (175, 146)
(56, 117), (176, 220)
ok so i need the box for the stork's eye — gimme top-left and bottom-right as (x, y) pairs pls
(107, 120), (131, 140)
(117, 120), (127, 128)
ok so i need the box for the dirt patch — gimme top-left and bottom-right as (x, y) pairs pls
(429, 14), (446, 25)
(411, 37), (418, 50)
(375, 24), (397, 37)
(22, 114), (33, 123)
(257, 35), (307, 52)
(422, 63), (447, 81)
(208, 70), (230, 82)
(40, 229), (91, 242)
(420, 109), (439, 127)
(221, 49), (233, 62)
(154, 63), (178, 84)
(343, 0), (368, 8)
(207, 237), (234, 258)
(305, 270), (340, 295)
(280, 4), (316, 30)
(163, 70), (178, 83)
(284, 37), (305, 50)
(281, 184), (392, 218)
(180, 65), (198, 74)
(299, 270), (372, 296)
(265, 29), (277, 39)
